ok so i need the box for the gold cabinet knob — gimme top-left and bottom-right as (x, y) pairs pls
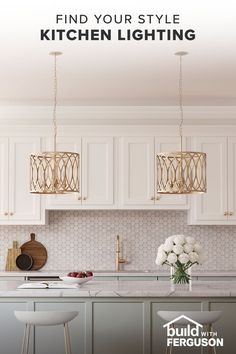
(9, 212), (14, 216)
(83, 197), (87, 201)
(4, 212), (8, 216)
(151, 196), (154, 200)
(155, 195), (161, 201)
(78, 196), (81, 200)
(224, 212), (228, 216)
(229, 212), (234, 216)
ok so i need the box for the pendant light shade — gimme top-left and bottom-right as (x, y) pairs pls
(156, 52), (207, 194)
(30, 52), (80, 194)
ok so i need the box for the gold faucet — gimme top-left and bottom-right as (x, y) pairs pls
(115, 235), (127, 271)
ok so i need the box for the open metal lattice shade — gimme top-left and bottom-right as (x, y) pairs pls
(30, 151), (80, 194)
(156, 151), (207, 194)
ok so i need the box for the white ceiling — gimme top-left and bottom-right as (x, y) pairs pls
(0, 0), (235, 106)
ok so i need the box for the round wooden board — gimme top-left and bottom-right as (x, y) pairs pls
(20, 233), (47, 270)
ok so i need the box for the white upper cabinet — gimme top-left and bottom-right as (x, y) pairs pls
(119, 136), (188, 208)
(0, 138), (9, 220)
(188, 137), (228, 224)
(227, 137), (236, 221)
(120, 137), (154, 205)
(82, 137), (114, 205)
(46, 136), (114, 208)
(0, 137), (45, 225)
(154, 137), (187, 208)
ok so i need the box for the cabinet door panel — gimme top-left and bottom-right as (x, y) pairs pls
(121, 137), (154, 205)
(46, 137), (82, 207)
(209, 302), (236, 354)
(155, 137), (187, 207)
(93, 302), (145, 354)
(0, 302), (28, 354)
(0, 138), (8, 220)
(227, 138), (236, 220)
(8, 137), (41, 221)
(82, 137), (114, 205)
(35, 302), (85, 354)
(152, 302), (202, 354)
(189, 137), (228, 224)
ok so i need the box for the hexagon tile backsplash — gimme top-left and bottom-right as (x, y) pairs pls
(0, 210), (235, 271)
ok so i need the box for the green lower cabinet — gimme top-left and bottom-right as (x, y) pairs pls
(209, 301), (236, 354)
(151, 301), (203, 354)
(0, 302), (29, 354)
(34, 302), (86, 354)
(92, 302), (145, 354)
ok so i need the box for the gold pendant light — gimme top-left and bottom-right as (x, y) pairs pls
(156, 51), (207, 194)
(30, 52), (80, 194)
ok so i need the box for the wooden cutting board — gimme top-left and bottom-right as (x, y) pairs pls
(20, 233), (47, 270)
(5, 241), (21, 271)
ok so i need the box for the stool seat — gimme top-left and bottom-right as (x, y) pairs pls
(15, 311), (78, 326)
(158, 310), (222, 325)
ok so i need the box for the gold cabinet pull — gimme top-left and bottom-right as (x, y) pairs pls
(4, 212), (8, 216)
(151, 196), (154, 200)
(9, 212), (14, 216)
(155, 195), (161, 201)
(78, 196), (81, 200)
(224, 212), (228, 216)
(229, 212), (234, 216)
(83, 197), (87, 201)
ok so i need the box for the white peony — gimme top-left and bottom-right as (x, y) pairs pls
(174, 235), (185, 245)
(163, 241), (174, 253)
(167, 253), (178, 264)
(178, 253), (190, 264)
(155, 251), (167, 265)
(185, 236), (195, 244)
(183, 243), (194, 254)
(173, 245), (184, 255)
(189, 252), (199, 263)
(158, 244), (165, 252)
(193, 243), (202, 253)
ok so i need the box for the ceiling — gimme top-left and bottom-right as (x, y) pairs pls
(0, 0), (235, 106)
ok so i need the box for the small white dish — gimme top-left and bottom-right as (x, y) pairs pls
(60, 276), (93, 285)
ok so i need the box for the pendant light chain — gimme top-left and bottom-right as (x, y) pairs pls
(53, 53), (58, 153)
(179, 54), (184, 153)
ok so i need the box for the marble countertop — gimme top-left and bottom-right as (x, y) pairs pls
(1, 280), (236, 298)
(1, 270), (236, 277)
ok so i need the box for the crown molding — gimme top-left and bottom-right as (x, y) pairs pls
(0, 105), (235, 126)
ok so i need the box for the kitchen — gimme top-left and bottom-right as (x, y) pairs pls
(0, 1), (236, 354)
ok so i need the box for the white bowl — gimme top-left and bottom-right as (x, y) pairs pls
(60, 276), (93, 285)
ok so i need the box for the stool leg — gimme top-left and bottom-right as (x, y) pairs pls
(21, 325), (27, 354)
(25, 325), (31, 354)
(65, 323), (72, 354)
(64, 324), (69, 354)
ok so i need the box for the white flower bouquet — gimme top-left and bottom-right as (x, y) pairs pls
(155, 235), (204, 284)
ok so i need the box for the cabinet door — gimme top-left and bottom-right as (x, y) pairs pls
(155, 137), (187, 208)
(8, 137), (42, 222)
(0, 302), (28, 354)
(227, 138), (236, 221)
(82, 137), (114, 205)
(0, 138), (9, 220)
(152, 302), (202, 354)
(188, 137), (228, 224)
(120, 137), (154, 205)
(46, 137), (82, 208)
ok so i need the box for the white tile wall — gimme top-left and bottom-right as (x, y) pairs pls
(0, 210), (235, 271)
